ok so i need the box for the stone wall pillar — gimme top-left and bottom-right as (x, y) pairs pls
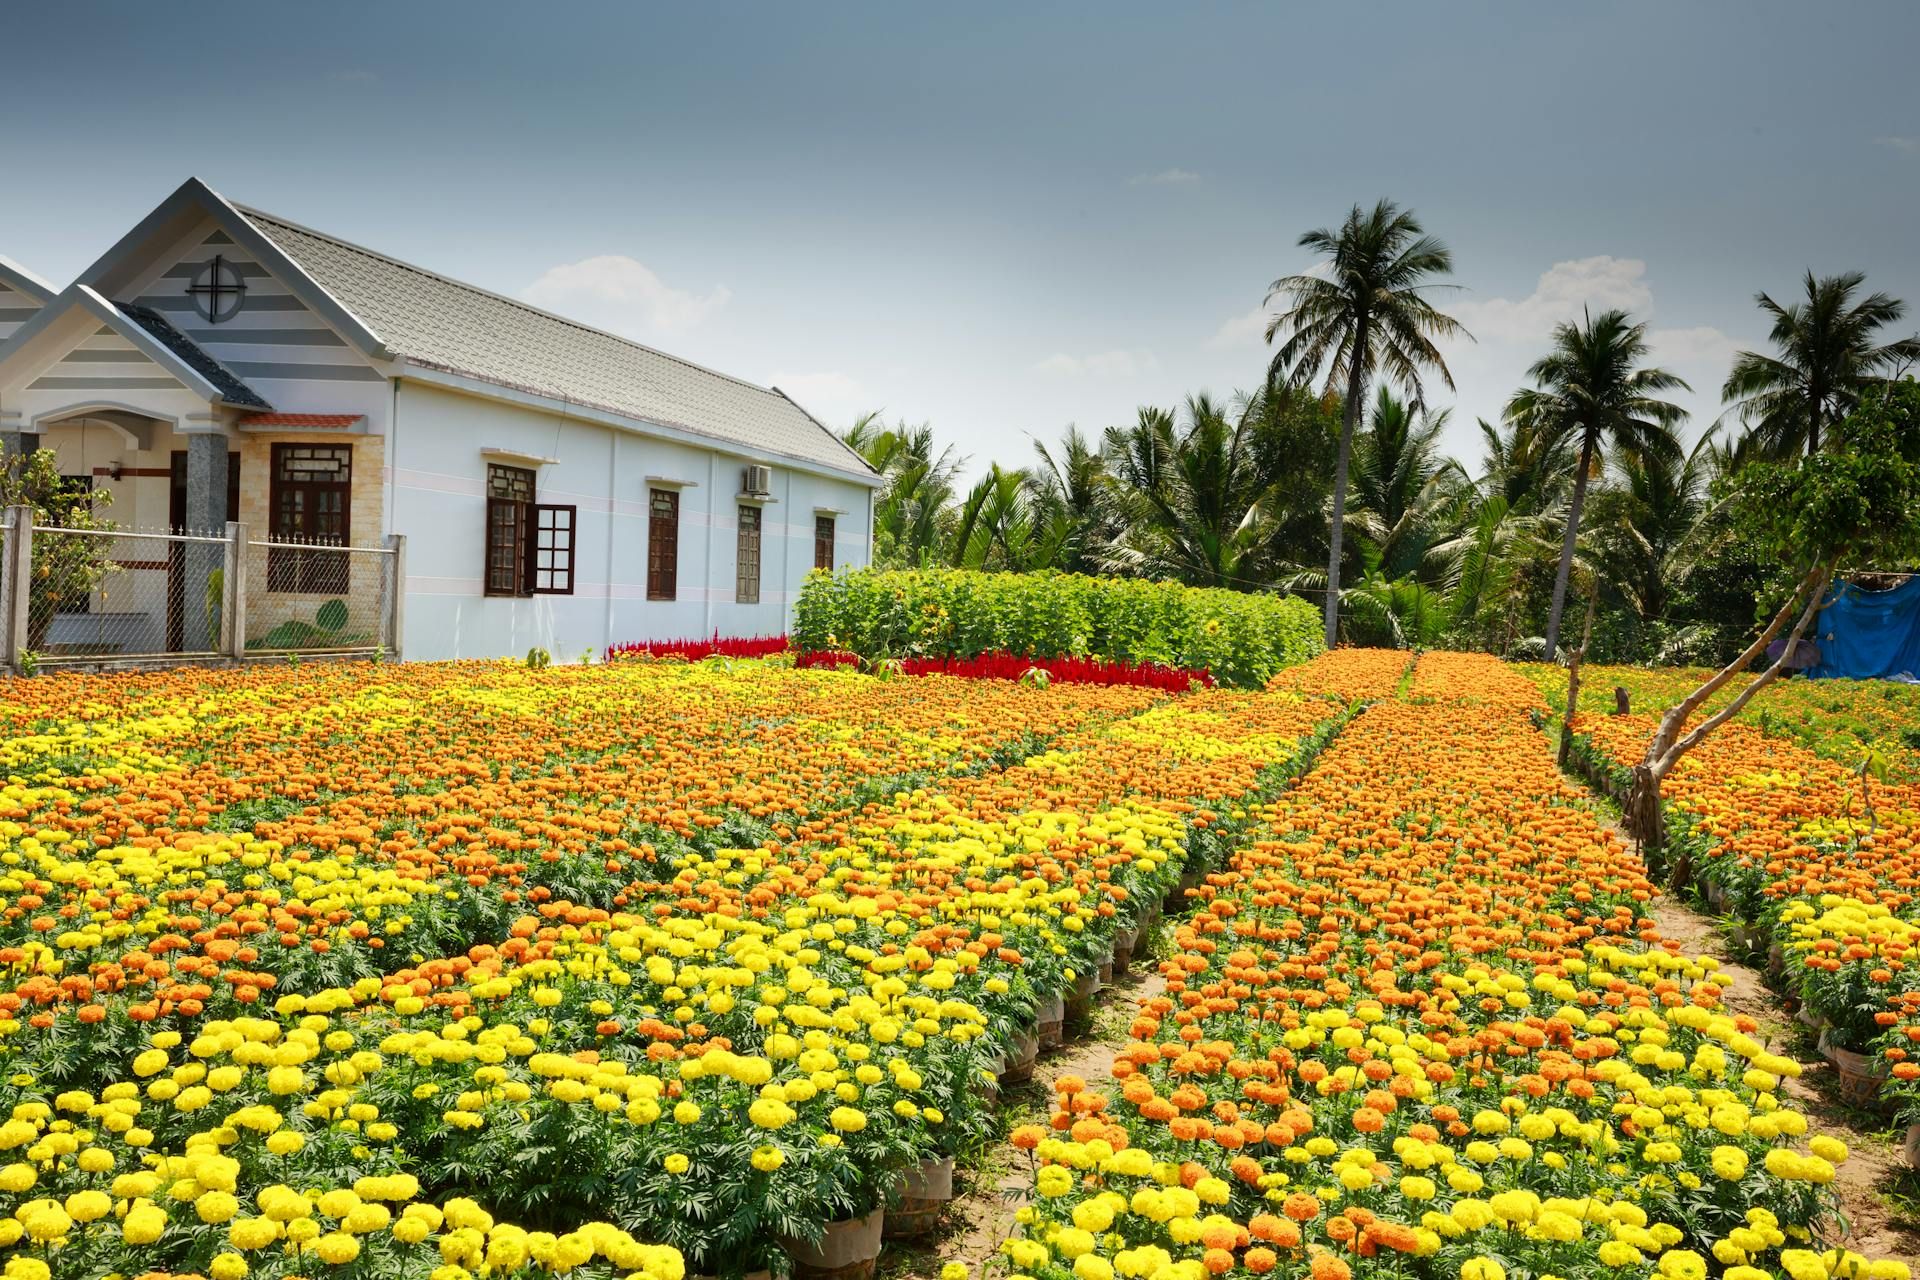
(0, 431), (41, 466)
(180, 430), (231, 652)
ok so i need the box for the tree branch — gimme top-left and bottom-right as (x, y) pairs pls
(1655, 567), (1831, 774)
(1647, 564), (1825, 753)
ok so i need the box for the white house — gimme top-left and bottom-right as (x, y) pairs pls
(0, 178), (878, 662)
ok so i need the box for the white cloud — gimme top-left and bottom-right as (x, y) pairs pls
(769, 370), (870, 424)
(1651, 324), (1739, 367)
(1129, 168), (1201, 186)
(523, 255), (731, 338)
(1207, 305), (1270, 349)
(1875, 135), (1919, 154)
(1451, 256), (1654, 345)
(1033, 349), (1157, 377)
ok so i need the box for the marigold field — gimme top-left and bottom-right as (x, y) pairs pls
(0, 652), (1913, 1280)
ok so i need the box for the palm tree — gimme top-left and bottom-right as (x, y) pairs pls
(1505, 308), (1688, 660)
(1100, 394), (1278, 588)
(1474, 414), (1576, 516)
(949, 464), (1038, 570)
(1265, 200), (1468, 647)
(1026, 426), (1113, 573)
(1588, 429), (1718, 626)
(843, 413), (964, 566)
(1722, 271), (1920, 459)
(1347, 387), (1466, 580)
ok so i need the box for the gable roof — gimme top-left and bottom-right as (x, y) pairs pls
(0, 283), (271, 410)
(0, 256), (56, 304)
(225, 203), (876, 482)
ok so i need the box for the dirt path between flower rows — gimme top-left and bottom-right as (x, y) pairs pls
(881, 965), (1169, 1280)
(1647, 898), (1920, 1262)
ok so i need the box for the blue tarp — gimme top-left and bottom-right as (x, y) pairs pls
(1808, 577), (1920, 680)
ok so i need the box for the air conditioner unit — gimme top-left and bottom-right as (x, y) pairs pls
(743, 464), (773, 496)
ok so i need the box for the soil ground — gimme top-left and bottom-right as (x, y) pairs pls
(879, 957), (1168, 1280)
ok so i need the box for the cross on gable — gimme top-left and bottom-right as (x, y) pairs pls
(187, 254), (247, 323)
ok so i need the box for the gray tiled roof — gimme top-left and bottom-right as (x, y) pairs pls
(235, 206), (876, 480)
(117, 303), (272, 410)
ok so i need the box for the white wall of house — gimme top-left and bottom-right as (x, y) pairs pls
(390, 380), (872, 661)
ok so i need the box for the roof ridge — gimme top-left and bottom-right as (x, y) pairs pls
(232, 202), (795, 404)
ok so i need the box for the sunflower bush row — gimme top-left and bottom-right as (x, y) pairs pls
(979, 652), (1909, 1280)
(0, 651), (1379, 1278)
(792, 569), (1324, 689)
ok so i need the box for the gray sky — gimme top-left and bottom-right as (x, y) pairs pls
(6, 2), (1917, 477)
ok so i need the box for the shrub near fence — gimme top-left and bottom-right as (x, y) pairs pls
(793, 567), (1322, 688)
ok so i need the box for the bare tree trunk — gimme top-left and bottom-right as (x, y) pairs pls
(1324, 325), (1368, 649)
(1558, 579), (1599, 768)
(1623, 565), (1832, 850)
(1543, 426), (1596, 661)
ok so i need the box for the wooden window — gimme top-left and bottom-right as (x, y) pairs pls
(268, 444), (351, 593)
(814, 514), (835, 572)
(532, 504), (576, 594)
(736, 505), (761, 604)
(647, 487), (679, 601)
(484, 464), (573, 597)
(485, 464), (536, 597)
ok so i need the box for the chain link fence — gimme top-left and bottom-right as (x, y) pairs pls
(27, 525), (228, 662)
(244, 535), (398, 655)
(0, 507), (403, 672)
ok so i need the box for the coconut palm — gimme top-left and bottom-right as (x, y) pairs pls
(843, 413), (965, 567)
(1265, 199), (1468, 647)
(1722, 271), (1920, 459)
(1505, 308), (1688, 660)
(1587, 429), (1719, 626)
(1099, 394), (1279, 588)
(1026, 426), (1114, 574)
(1346, 387), (1467, 580)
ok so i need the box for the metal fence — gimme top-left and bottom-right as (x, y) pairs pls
(0, 506), (405, 672)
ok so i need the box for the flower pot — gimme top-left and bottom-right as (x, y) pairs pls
(999, 1026), (1039, 1084)
(1823, 1042), (1888, 1109)
(1096, 949), (1115, 986)
(1903, 1121), (1920, 1169)
(694, 1270), (773, 1280)
(1037, 993), (1065, 1049)
(1112, 928), (1137, 972)
(884, 1157), (956, 1239)
(1703, 879), (1727, 912)
(1767, 942), (1786, 979)
(1796, 1002), (1827, 1033)
(782, 1210), (884, 1280)
(1065, 968), (1099, 1024)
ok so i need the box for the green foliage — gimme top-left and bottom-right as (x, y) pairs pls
(527, 646), (552, 669)
(315, 597), (350, 630)
(1732, 379), (1920, 583)
(3, 447), (116, 649)
(247, 620), (373, 651)
(793, 567), (1323, 687)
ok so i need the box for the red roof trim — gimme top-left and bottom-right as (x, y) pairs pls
(238, 412), (365, 429)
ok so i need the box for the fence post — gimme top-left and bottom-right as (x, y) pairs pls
(386, 533), (407, 661)
(1, 507), (29, 672)
(225, 521), (248, 662)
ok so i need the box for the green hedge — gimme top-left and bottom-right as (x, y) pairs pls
(792, 567), (1323, 688)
